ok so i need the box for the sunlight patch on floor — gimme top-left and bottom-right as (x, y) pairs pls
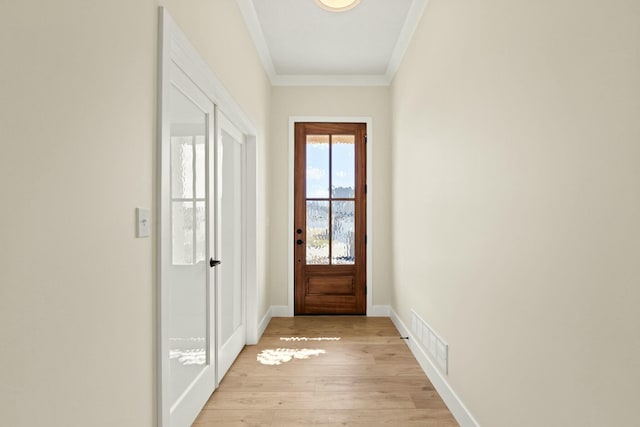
(280, 337), (341, 342)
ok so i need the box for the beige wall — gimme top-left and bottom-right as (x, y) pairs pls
(0, 1), (271, 426)
(391, 0), (640, 426)
(269, 86), (393, 307)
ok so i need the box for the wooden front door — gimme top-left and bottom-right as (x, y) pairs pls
(294, 122), (366, 315)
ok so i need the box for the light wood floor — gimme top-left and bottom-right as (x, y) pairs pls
(193, 317), (459, 426)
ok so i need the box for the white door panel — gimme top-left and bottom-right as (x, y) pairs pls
(217, 114), (246, 381)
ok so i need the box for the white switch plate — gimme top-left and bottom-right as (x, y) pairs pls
(136, 208), (151, 238)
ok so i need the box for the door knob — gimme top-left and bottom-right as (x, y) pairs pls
(209, 258), (221, 267)
(296, 239), (304, 245)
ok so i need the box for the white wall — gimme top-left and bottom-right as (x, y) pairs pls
(269, 86), (392, 308)
(0, 1), (271, 426)
(391, 1), (640, 426)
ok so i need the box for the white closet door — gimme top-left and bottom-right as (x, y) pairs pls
(159, 62), (216, 427)
(217, 113), (246, 380)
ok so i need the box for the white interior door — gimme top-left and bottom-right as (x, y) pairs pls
(159, 62), (217, 427)
(217, 114), (246, 380)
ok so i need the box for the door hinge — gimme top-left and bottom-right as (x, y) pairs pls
(365, 235), (368, 244)
(365, 184), (367, 194)
(365, 135), (368, 143)
(365, 285), (367, 295)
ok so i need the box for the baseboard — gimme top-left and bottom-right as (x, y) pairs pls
(367, 304), (391, 317)
(270, 305), (291, 317)
(256, 308), (272, 341)
(269, 305), (389, 317)
(390, 309), (480, 427)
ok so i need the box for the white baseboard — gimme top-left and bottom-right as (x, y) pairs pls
(270, 305), (291, 317)
(269, 304), (390, 317)
(390, 309), (480, 427)
(367, 305), (391, 317)
(256, 308), (272, 342)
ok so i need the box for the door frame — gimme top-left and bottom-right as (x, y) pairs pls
(287, 116), (377, 316)
(158, 8), (260, 426)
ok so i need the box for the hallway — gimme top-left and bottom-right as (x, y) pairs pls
(193, 317), (458, 426)
(4, 1), (639, 425)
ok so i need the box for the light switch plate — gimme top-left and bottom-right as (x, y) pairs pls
(136, 208), (151, 238)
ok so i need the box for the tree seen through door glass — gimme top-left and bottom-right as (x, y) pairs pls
(332, 201), (355, 264)
(306, 200), (330, 264)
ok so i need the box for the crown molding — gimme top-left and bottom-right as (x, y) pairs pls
(272, 74), (390, 87)
(236, 0), (277, 80)
(385, 0), (429, 83)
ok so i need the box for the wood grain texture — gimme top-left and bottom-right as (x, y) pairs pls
(193, 317), (458, 426)
(308, 275), (354, 295)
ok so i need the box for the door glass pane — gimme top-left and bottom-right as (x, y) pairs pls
(194, 201), (206, 264)
(195, 137), (205, 199)
(171, 201), (194, 265)
(306, 201), (329, 264)
(168, 85), (209, 407)
(306, 135), (330, 198)
(221, 130), (243, 344)
(331, 135), (355, 198)
(171, 137), (193, 199)
(332, 201), (355, 264)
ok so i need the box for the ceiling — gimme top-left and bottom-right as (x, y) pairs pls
(237, 0), (429, 86)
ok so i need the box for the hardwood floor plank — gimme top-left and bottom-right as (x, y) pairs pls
(225, 362), (426, 377)
(258, 335), (401, 345)
(192, 409), (273, 426)
(411, 391), (453, 410)
(205, 391), (417, 410)
(271, 409), (459, 427)
(218, 376), (316, 392)
(315, 376), (434, 393)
